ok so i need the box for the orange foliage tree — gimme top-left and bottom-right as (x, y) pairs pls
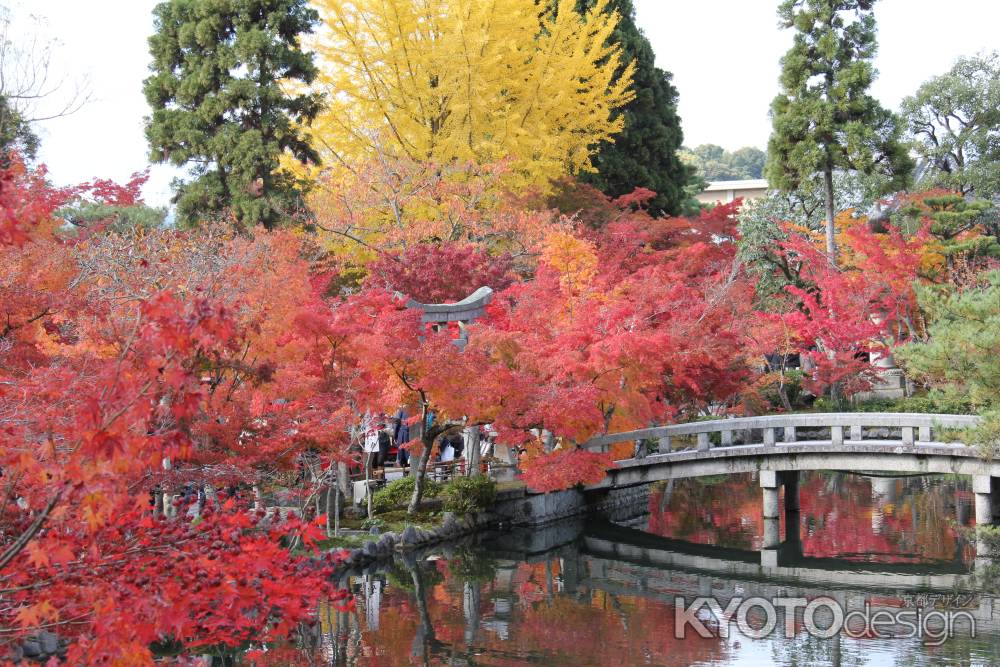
(0, 158), (351, 663)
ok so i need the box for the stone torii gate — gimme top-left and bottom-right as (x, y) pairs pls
(405, 286), (494, 350)
(403, 286), (495, 473)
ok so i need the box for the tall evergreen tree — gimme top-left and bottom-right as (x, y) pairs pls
(901, 52), (1000, 200)
(766, 0), (912, 261)
(575, 0), (689, 217)
(144, 0), (323, 229)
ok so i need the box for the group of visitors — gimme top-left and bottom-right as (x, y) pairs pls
(360, 409), (495, 476)
(361, 409), (412, 470)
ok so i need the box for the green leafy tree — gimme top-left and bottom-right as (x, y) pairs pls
(58, 201), (168, 236)
(575, 0), (689, 217)
(144, 0), (323, 229)
(729, 147), (767, 180)
(901, 52), (1000, 200)
(680, 144), (767, 181)
(766, 0), (912, 261)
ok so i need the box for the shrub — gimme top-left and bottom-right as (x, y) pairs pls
(895, 390), (975, 415)
(441, 476), (496, 514)
(970, 410), (1000, 459)
(361, 517), (385, 531)
(816, 389), (976, 415)
(372, 475), (441, 513)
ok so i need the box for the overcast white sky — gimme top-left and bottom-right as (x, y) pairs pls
(23, 0), (1000, 207)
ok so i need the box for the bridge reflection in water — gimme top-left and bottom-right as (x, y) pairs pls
(296, 472), (1000, 667)
(583, 412), (1000, 559)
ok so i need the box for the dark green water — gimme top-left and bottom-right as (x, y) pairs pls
(224, 473), (1000, 666)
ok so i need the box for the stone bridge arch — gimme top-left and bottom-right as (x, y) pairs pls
(580, 413), (998, 557)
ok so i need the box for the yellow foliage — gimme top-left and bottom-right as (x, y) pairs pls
(786, 210), (948, 278)
(308, 158), (561, 271)
(540, 230), (598, 294)
(305, 0), (635, 190)
(785, 209), (859, 253)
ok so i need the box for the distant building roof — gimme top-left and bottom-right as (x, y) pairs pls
(695, 179), (769, 206)
(702, 179), (769, 192)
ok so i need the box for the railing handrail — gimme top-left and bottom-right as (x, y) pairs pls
(583, 412), (983, 451)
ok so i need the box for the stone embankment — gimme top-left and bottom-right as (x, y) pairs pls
(335, 484), (651, 571)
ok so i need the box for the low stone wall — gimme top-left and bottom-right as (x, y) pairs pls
(490, 487), (587, 526)
(592, 485), (652, 523)
(335, 484), (651, 572)
(337, 511), (495, 571)
(487, 484), (650, 526)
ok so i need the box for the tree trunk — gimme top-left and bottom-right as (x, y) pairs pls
(325, 484), (333, 538)
(364, 452), (373, 519)
(337, 461), (352, 506)
(407, 432), (435, 515)
(409, 561), (437, 662)
(464, 425), (481, 477)
(333, 484), (341, 537)
(823, 165), (837, 263)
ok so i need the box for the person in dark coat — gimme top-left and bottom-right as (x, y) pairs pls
(394, 408), (410, 469)
(377, 427), (391, 469)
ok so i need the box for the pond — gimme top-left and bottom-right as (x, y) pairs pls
(218, 472), (1000, 666)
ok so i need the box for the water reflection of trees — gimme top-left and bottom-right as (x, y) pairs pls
(238, 472), (979, 664)
(646, 472), (974, 565)
(283, 552), (728, 666)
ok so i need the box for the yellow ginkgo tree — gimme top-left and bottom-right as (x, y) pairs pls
(306, 0), (635, 189)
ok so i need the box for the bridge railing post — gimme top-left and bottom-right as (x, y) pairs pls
(783, 426), (796, 443)
(919, 425), (931, 442)
(696, 432), (710, 451)
(831, 425), (844, 447)
(850, 424), (862, 441)
(902, 426), (915, 446)
(721, 430), (733, 447)
(657, 435), (671, 453)
(763, 427), (776, 448)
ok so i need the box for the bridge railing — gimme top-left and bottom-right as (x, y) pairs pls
(582, 412), (983, 454)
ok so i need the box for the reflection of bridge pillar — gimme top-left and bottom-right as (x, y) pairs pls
(761, 471), (782, 562)
(871, 476), (897, 503)
(783, 471), (800, 512)
(763, 518), (781, 550)
(762, 471), (802, 563)
(974, 475), (997, 558)
(784, 510), (802, 559)
(561, 553), (580, 595)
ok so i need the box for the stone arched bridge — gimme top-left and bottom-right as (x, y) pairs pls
(580, 412), (998, 554)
